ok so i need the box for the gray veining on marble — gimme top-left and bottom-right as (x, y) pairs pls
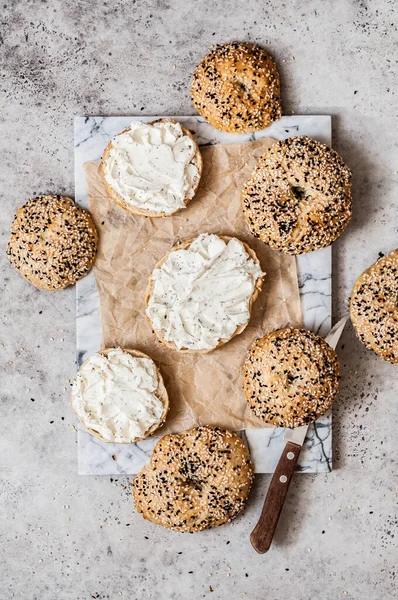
(75, 115), (332, 475)
(1, 1), (398, 599)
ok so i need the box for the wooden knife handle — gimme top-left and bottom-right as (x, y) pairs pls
(250, 441), (302, 554)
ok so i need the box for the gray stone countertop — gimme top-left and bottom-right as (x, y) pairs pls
(1, 1), (397, 598)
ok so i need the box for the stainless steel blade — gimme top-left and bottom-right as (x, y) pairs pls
(284, 316), (348, 447)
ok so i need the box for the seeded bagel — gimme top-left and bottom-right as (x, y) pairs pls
(133, 426), (254, 532)
(350, 250), (398, 364)
(191, 42), (282, 134)
(7, 195), (98, 291)
(242, 328), (340, 428)
(242, 136), (352, 254)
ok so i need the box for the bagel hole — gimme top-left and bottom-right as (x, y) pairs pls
(287, 372), (300, 385)
(234, 80), (251, 94)
(291, 186), (308, 202)
(185, 478), (203, 491)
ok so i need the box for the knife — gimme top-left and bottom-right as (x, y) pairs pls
(250, 316), (348, 554)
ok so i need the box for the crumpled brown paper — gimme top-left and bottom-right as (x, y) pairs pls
(84, 137), (302, 433)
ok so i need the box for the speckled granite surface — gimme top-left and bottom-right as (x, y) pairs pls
(1, 1), (398, 599)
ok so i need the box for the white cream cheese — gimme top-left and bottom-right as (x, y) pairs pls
(146, 233), (264, 351)
(103, 120), (200, 215)
(72, 348), (165, 443)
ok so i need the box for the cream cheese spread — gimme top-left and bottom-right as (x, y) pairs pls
(103, 120), (200, 215)
(146, 233), (264, 351)
(72, 348), (165, 443)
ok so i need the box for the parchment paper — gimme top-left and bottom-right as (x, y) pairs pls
(84, 137), (302, 433)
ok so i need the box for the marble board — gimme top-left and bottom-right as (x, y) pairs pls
(75, 115), (332, 475)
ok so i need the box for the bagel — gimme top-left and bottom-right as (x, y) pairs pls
(133, 426), (254, 532)
(242, 136), (352, 254)
(7, 195), (98, 291)
(71, 348), (169, 443)
(145, 233), (265, 353)
(191, 42), (282, 134)
(350, 250), (398, 364)
(243, 328), (340, 428)
(100, 118), (202, 217)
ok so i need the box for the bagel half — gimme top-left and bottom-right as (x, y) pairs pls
(243, 328), (340, 428)
(350, 249), (398, 364)
(100, 119), (203, 218)
(145, 234), (265, 353)
(191, 42), (282, 134)
(71, 347), (169, 444)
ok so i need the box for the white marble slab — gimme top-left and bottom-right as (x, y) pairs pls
(74, 115), (332, 474)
